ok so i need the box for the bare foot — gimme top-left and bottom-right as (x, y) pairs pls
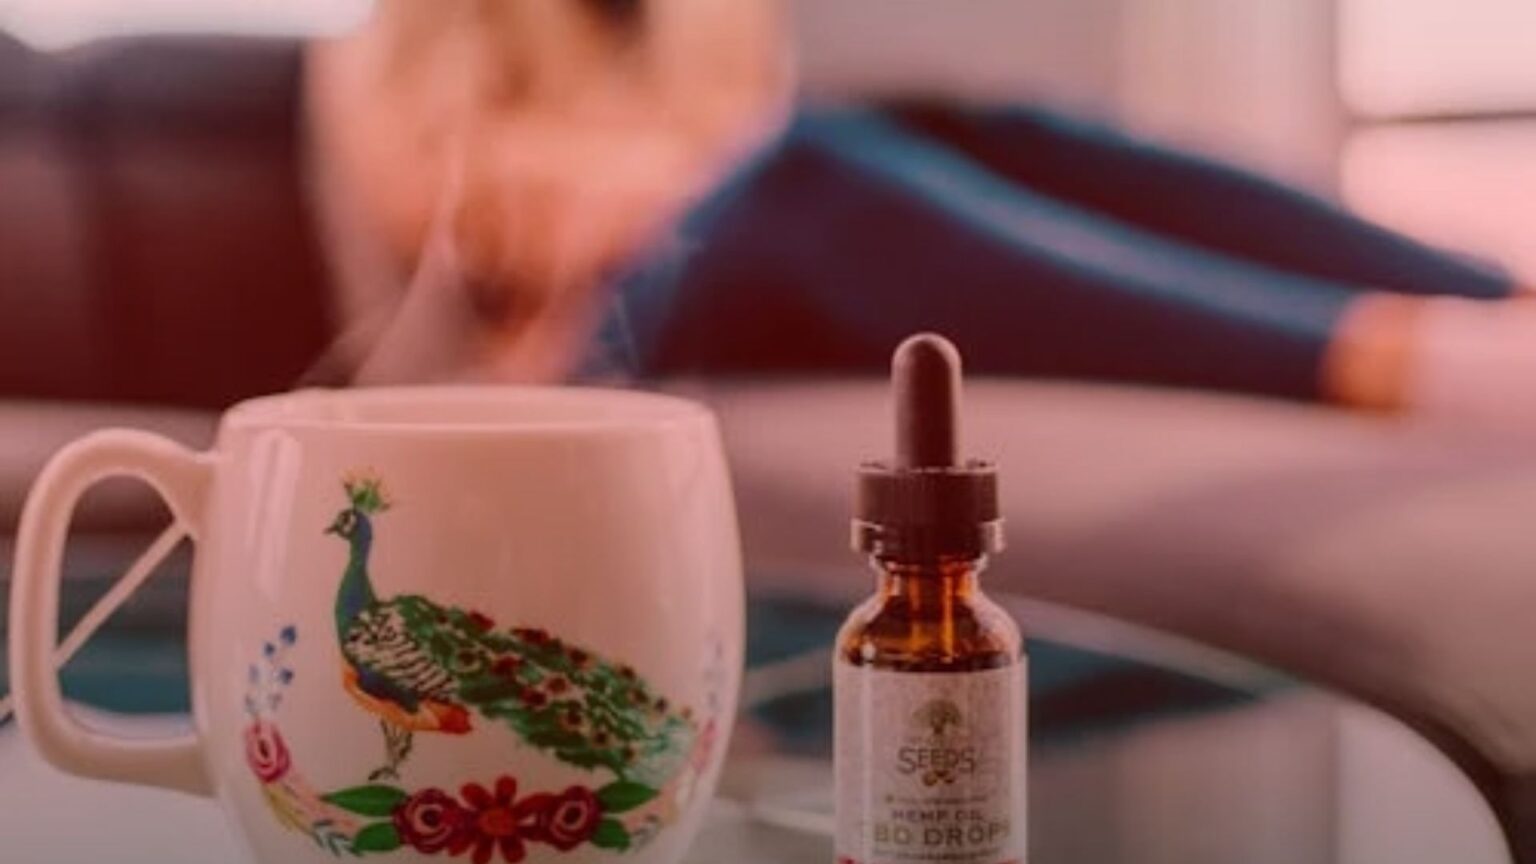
(1323, 293), (1422, 413)
(1327, 292), (1536, 430)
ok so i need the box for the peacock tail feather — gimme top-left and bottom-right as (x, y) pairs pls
(343, 595), (696, 784)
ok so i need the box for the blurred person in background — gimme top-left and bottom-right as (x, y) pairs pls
(311, 0), (1532, 428)
(4, 0), (1531, 424)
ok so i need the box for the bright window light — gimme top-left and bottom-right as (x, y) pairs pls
(0, 0), (374, 50)
(1340, 0), (1536, 117)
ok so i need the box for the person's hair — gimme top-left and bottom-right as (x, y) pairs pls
(309, 0), (792, 381)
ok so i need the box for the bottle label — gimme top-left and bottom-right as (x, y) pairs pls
(835, 661), (1026, 864)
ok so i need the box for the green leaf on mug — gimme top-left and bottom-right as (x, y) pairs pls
(596, 781), (659, 814)
(322, 785), (408, 817)
(351, 822), (403, 854)
(590, 819), (632, 851)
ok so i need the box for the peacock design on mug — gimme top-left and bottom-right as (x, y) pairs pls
(242, 472), (726, 859)
(325, 473), (697, 785)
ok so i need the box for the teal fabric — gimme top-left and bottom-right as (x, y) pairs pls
(745, 594), (1277, 756)
(599, 106), (1513, 401)
(2, 585), (1280, 734)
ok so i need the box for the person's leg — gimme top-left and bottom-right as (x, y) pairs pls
(889, 103), (1518, 301)
(606, 110), (1356, 403)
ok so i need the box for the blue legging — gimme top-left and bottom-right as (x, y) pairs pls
(593, 106), (1512, 401)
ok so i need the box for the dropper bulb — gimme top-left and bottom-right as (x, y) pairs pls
(893, 333), (962, 469)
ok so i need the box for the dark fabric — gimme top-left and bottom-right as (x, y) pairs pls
(0, 36), (332, 409)
(606, 108), (1515, 402)
(892, 103), (1513, 300)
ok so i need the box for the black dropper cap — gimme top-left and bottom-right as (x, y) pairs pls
(854, 334), (1003, 559)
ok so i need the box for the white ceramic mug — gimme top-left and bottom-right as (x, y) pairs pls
(9, 387), (743, 864)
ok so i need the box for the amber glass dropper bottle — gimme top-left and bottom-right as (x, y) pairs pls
(835, 334), (1026, 864)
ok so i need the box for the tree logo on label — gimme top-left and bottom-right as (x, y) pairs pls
(912, 699), (963, 739)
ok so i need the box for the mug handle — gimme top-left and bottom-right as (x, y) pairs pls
(8, 430), (214, 797)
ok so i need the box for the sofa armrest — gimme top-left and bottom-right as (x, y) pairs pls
(0, 401), (216, 532)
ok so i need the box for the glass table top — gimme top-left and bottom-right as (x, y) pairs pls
(0, 582), (1511, 863)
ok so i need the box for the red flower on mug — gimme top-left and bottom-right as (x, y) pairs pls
(243, 721), (291, 784)
(532, 786), (603, 851)
(393, 788), (470, 854)
(459, 776), (548, 864)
